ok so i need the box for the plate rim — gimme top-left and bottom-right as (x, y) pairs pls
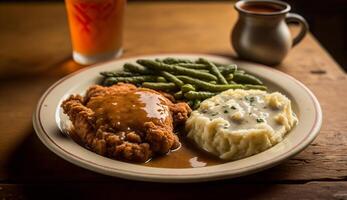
(33, 53), (322, 182)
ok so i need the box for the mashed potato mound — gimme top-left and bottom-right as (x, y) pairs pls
(185, 89), (298, 160)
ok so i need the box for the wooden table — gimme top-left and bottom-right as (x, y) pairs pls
(0, 2), (346, 199)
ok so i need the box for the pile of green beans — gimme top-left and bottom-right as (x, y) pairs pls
(100, 57), (266, 109)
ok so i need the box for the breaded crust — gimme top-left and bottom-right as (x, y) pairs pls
(61, 83), (191, 162)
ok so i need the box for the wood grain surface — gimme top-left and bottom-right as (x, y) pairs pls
(0, 1), (346, 199)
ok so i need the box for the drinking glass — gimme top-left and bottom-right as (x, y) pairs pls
(65, 0), (126, 65)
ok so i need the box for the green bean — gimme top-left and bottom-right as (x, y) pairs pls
(161, 69), (208, 75)
(184, 91), (216, 100)
(179, 76), (266, 91)
(244, 84), (267, 91)
(233, 73), (263, 85)
(142, 82), (177, 91)
(209, 81), (217, 84)
(235, 70), (245, 74)
(160, 71), (184, 86)
(123, 63), (155, 75)
(177, 76), (245, 92)
(137, 59), (217, 81)
(197, 69), (210, 73)
(198, 58), (227, 84)
(161, 57), (193, 64)
(100, 71), (136, 77)
(156, 77), (167, 82)
(218, 65), (238, 75)
(174, 91), (183, 100)
(196, 60), (237, 69)
(193, 99), (201, 109)
(220, 64), (238, 71)
(196, 59), (219, 66)
(177, 63), (208, 69)
(103, 76), (158, 86)
(181, 84), (196, 93)
(225, 73), (234, 81)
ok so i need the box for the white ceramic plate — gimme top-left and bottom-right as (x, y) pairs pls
(33, 54), (322, 182)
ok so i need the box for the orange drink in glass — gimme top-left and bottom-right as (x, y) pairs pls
(65, 0), (126, 65)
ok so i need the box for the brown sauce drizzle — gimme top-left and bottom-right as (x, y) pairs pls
(86, 90), (171, 132)
(143, 137), (225, 168)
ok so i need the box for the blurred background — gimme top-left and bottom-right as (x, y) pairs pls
(287, 0), (347, 71)
(0, 0), (346, 71)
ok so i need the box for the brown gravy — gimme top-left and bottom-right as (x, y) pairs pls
(87, 89), (171, 132)
(143, 136), (225, 168)
(241, 3), (283, 14)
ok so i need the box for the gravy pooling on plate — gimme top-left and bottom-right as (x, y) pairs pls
(143, 137), (225, 168)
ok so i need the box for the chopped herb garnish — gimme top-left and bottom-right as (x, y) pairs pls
(211, 112), (218, 116)
(245, 96), (255, 105)
(256, 118), (264, 123)
(250, 97), (255, 105)
(223, 123), (229, 129)
(231, 106), (236, 110)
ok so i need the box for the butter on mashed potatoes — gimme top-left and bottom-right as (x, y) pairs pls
(185, 89), (298, 160)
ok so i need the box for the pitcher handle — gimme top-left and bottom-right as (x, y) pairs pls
(285, 13), (309, 47)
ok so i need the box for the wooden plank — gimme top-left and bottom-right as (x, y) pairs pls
(0, 2), (346, 184)
(1, 182), (347, 200)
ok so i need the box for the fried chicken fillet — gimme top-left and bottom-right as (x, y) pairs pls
(61, 83), (191, 162)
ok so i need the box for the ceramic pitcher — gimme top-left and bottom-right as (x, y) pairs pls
(232, 0), (308, 65)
